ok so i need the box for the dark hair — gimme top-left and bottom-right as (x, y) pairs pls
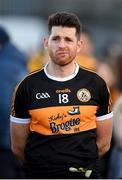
(48, 12), (81, 39)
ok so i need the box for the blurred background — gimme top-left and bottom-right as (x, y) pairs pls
(0, 0), (122, 55)
(0, 0), (122, 179)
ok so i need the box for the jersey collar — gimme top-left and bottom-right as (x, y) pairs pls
(44, 61), (79, 82)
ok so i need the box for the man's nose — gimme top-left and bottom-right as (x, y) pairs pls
(58, 39), (66, 48)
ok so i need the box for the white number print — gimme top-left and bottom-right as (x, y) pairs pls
(59, 93), (69, 104)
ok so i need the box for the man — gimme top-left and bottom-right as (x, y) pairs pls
(10, 12), (113, 179)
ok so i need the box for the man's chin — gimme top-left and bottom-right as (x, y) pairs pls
(56, 60), (73, 66)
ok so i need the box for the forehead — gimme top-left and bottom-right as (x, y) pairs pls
(50, 26), (77, 37)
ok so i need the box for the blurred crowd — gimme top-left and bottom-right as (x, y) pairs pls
(0, 24), (122, 178)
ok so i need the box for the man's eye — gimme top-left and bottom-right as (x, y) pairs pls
(65, 38), (73, 42)
(52, 37), (59, 41)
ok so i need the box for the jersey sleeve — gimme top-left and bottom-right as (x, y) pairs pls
(96, 77), (113, 121)
(10, 78), (31, 124)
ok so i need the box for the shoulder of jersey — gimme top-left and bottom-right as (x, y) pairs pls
(27, 68), (44, 79)
(79, 65), (105, 82)
(17, 68), (44, 88)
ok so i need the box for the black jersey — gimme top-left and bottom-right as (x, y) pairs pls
(11, 63), (112, 178)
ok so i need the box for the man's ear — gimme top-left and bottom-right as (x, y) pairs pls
(77, 40), (82, 53)
(44, 37), (48, 49)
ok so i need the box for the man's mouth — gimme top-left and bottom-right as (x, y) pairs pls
(56, 51), (68, 55)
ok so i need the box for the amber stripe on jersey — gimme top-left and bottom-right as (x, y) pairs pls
(29, 105), (98, 135)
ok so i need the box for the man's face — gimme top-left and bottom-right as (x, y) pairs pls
(44, 26), (81, 66)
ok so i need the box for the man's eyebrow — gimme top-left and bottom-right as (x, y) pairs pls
(51, 35), (60, 38)
(65, 37), (73, 40)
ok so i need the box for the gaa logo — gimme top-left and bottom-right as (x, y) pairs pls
(36, 92), (50, 99)
(77, 88), (91, 102)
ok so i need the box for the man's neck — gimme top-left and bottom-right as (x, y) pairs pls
(46, 60), (77, 78)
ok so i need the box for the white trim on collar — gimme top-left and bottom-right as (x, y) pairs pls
(44, 62), (79, 82)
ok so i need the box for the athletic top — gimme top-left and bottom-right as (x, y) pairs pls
(10, 62), (113, 177)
